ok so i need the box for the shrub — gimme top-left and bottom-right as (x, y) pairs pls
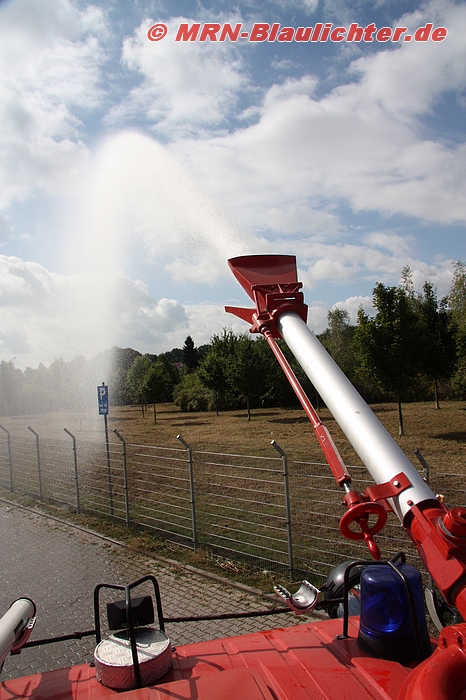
(173, 372), (215, 412)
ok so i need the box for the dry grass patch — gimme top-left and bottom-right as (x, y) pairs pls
(2, 400), (464, 474)
(104, 401), (466, 476)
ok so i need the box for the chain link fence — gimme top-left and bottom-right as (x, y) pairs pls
(0, 424), (463, 585)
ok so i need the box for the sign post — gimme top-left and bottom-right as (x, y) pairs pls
(97, 383), (109, 416)
(98, 382), (113, 515)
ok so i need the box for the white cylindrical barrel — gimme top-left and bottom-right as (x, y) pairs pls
(0, 598), (36, 667)
(277, 311), (436, 521)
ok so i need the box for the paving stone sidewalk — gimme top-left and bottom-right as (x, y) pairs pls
(0, 501), (305, 681)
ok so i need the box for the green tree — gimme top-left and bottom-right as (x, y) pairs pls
(126, 355), (153, 409)
(198, 330), (235, 414)
(143, 359), (174, 423)
(253, 337), (301, 408)
(197, 344), (210, 362)
(164, 347), (183, 363)
(19, 363), (47, 414)
(182, 336), (198, 370)
(109, 347), (142, 405)
(355, 283), (423, 436)
(47, 358), (73, 411)
(154, 353), (180, 390)
(198, 329), (267, 419)
(449, 261), (466, 397)
(318, 308), (356, 379)
(400, 264), (415, 298)
(0, 360), (23, 415)
(416, 282), (456, 408)
(173, 372), (214, 412)
(227, 333), (265, 421)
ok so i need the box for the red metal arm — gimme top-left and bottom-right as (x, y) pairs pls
(226, 254), (466, 600)
(225, 255), (386, 559)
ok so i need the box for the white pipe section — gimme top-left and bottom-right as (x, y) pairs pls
(0, 598), (35, 667)
(277, 311), (437, 521)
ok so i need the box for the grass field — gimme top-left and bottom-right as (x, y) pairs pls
(3, 398), (465, 473)
(115, 400), (465, 474)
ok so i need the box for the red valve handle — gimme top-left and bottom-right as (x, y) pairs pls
(339, 502), (387, 560)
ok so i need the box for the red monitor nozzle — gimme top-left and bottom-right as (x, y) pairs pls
(225, 255), (308, 337)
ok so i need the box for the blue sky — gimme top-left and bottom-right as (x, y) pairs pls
(0, 0), (465, 369)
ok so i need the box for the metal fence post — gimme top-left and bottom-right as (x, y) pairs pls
(177, 435), (197, 549)
(114, 430), (130, 527)
(0, 425), (13, 492)
(272, 440), (294, 580)
(103, 414), (114, 517)
(64, 428), (80, 513)
(414, 448), (430, 484)
(27, 427), (43, 501)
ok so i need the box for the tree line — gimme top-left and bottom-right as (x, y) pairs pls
(0, 338), (207, 417)
(1, 263), (465, 430)
(175, 262), (466, 433)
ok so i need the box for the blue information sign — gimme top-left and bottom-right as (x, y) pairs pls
(97, 384), (109, 415)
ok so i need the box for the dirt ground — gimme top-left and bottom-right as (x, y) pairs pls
(1, 399), (464, 474)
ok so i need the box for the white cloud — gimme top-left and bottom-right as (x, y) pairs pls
(254, 204), (343, 237)
(262, 0), (319, 12)
(176, 87), (466, 230)
(353, 0), (466, 119)
(307, 303), (330, 334)
(186, 301), (248, 342)
(170, 2), (466, 230)
(0, 255), (191, 368)
(4, 244), (394, 369)
(0, 252), (261, 369)
(300, 235), (456, 294)
(0, 214), (15, 243)
(0, 0), (107, 207)
(331, 295), (374, 325)
(280, 294), (371, 335)
(106, 15), (248, 137)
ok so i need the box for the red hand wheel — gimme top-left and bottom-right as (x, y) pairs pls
(339, 502), (387, 560)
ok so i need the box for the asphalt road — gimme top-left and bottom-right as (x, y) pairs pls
(0, 501), (303, 681)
